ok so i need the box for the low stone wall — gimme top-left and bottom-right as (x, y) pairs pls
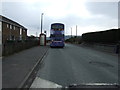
(81, 42), (119, 54)
(2, 40), (39, 56)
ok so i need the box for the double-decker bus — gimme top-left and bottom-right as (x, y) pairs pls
(50, 23), (65, 48)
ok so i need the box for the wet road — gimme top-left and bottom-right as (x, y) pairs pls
(31, 44), (118, 87)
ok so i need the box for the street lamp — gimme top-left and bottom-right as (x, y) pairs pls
(44, 30), (46, 34)
(41, 13), (44, 34)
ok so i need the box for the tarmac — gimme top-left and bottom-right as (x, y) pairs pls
(2, 45), (49, 88)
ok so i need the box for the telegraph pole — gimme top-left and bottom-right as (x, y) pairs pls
(76, 25), (77, 37)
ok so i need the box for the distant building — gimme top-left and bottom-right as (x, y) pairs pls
(0, 15), (27, 43)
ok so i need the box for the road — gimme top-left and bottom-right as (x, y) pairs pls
(31, 44), (118, 87)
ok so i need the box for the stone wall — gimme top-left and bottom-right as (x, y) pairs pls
(81, 42), (119, 54)
(2, 40), (39, 56)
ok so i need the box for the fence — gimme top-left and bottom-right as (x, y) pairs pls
(2, 40), (39, 56)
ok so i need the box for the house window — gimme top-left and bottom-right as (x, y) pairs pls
(10, 25), (12, 29)
(7, 24), (9, 28)
(14, 26), (15, 30)
(20, 28), (22, 35)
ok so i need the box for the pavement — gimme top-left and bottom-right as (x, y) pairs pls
(79, 42), (118, 55)
(2, 45), (49, 88)
(31, 43), (118, 87)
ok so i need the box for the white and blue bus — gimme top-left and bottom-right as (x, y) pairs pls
(50, 23), (65, 48)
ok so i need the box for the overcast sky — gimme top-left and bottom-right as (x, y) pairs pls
(1, 0), (119, 37)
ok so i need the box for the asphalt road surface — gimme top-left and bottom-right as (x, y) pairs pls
(31, 44), (118, 87)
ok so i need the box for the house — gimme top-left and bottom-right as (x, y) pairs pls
(0, 15), (27, 44)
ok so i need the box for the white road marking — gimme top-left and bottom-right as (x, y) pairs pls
(30, 77), (62, 88)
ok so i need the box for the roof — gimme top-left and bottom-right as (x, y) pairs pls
(51, 23), (64, 25)
(0, 15), (27, 30)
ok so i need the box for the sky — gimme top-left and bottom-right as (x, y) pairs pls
(1, 0), (119, 37)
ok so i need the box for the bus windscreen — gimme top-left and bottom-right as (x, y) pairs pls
(51, 24), (64, 29)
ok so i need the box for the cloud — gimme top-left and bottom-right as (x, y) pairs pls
(85, 2), (118, 19)
(1, 1), (118, 36)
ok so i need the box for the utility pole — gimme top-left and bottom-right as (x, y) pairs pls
(41, 13), (44, 34)
(76, 25), (77, 37)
